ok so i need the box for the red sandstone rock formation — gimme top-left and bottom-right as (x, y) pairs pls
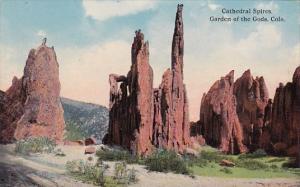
(152, 4), (190, 152)
(233, 70), (269, 150)
(0, 43), (65, 143)
(199, 71), (247, 154)
(104, 4), (190, 155)
(271, 66), (300, 157)
(104, 30), (154, 156)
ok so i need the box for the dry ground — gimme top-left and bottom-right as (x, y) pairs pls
(0, 144), (299, 187)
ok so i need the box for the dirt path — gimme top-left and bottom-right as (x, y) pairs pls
(0, 144), (299, 187)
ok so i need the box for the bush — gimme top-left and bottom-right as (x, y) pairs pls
(65, 159), (138, 186)
(200, 150), (225, 162)
(144, 149), (191, 174)
(127, 167), (138, 183)
(96, 149), (139, 164)
(113, 162), (138, 184)
(65, 159), (109, 185)
(238, 149), (267, 159)
(54, 148), (66, 157)
(64, 122), (87, 141)
(236, 159), (269, 170)
(114, 162), (127, 182)
(267, 158), (286, 163)
(15, 137), (56, 155)
(187, 150), (227, 167)
(220, 167), (233, 174)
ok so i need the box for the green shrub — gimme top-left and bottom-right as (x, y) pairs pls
(114, 162), (128, 184)
(65, 159), (138, 186)
(220, 167), (233, 174)
(238, 149), (267, 159)
(144, 149), (191, 174)
(236, 159), (269, 170)
(64, 122), (87, 141)
(187, 150), (226, 167)
(267, 158), (286, 163)
(127, 167), (138, 183)
(54, 148), (66, 157)
(65, 159), (85, 173)
(113, 162), (138, 185)
(15, 137), (56, 155)
(96, 149), (139, 164)
(200, 150), (225, 162)
(65, 159), (109, 185)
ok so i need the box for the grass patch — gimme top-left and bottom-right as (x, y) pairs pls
(220, 167), (233, 174)
(191, 163), (300, 178)
(235, 159), (268, 170)
(188, 148), (300, 178)
(15, 137), (56, 155)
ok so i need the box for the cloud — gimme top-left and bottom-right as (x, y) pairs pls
(207, 2), (221, 11)
(82, 0), (156, 21)
(57, 40), (131, 106)
(146, 3), (299, 120)
(37, 30), (47, 38)
(236, 24), (281, 57)
(257, 1), (279, 13)
(0, 44), (23, 91)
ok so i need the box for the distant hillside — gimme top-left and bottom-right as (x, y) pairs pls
(61, 97), (109, 143)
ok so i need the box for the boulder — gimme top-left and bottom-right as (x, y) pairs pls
(220, 159), (235, 167)
(85, 146), (96, 154)
(85, 137), (97, 146)
(273, 142), (287, 155)
(286, 145), (299, 157)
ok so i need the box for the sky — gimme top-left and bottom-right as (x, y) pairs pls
(0, 0), (299, 121)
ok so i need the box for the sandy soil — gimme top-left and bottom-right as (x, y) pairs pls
(0, 144), (299, 187)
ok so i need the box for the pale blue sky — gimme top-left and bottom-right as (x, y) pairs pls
(1, 0), (299, 120)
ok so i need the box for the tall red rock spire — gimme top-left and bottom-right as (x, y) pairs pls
(104, 30), (154, 156)
(104, 4), (191, 155)
(153, 4), (190, 152)
(0, 43), (65, 143)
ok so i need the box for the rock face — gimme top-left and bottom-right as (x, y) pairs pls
(104, 30), (154, 156)
(271, 66), (300, 157)
(0, 43), (65, 143)
(104, 4), (190, 155)
(152, 4), (190, 152)
(233, 70), (269, 151)
(199, 71), (247, 154)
